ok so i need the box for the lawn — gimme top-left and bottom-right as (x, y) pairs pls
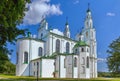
(0, 74), (120, 81)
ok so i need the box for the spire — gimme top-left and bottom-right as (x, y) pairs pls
(65, 17), (69, 25)
(64, 17), (70, 38)
(86, 3), (92, 19)
(87, 3), (90, 12)
(84, 3), (93, 29)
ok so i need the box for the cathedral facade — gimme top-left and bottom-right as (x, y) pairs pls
(16, 7), (97, 78)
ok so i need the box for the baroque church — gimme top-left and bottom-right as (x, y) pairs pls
(16, 6), (97, 78)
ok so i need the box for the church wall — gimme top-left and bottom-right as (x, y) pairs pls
(16, 39), (30, 76)
(55, 55), (66, 78)
(55, 56), (60, 78)
(86, 51), (90, 78)
(45, 36), (49, 56)
(90, 29), (96, 40)
(66, 55), (73, 78)
(61, 39), (65, 53)
(95, 59), (97, 78)
(59, 56), (66, 78)
(78, 47), (90, 78)
(41, 59), (54, 78)
(47, 34), (76, 55)
(16, 39), (44, 76)
(48, 34), (54, 56)
(30, 40), (44, 60)
(31, 59), (41, 77)
(16, 41), (20, 76)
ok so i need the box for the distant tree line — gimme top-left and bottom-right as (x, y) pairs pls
(98, 72), (111, 77)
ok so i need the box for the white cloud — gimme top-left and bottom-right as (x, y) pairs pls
(97, 58), (107, 62)
(106, 12), (115, 16)
(73, 0), (80, 4)
(23, 0), (63, 25)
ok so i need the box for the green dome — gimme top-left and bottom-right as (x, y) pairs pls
(74, 41), (88, 48)
(87, 9), (91, 12)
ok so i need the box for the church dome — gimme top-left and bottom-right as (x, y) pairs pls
(74, 41), (88, 48)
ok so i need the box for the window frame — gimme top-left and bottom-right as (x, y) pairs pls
(56, 39), (60, 53)
(23, 52), (28, 64)
(66, 42), (70, 53)
(74, 57), (77, 67)
(38, 47), (43, 56)
(87, 56), (89, 68)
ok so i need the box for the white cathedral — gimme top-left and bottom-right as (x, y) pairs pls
(16, 7), (97, 78)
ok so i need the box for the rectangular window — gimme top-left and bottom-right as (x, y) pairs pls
(64, 58), (66, 68)
(16, 52), (18, 64)
(24, 52), (28, 64)
(38, 47), (42, 56)
(74, 57), (77, 67)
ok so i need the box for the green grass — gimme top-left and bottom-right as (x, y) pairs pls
(0, 74), (120, 81)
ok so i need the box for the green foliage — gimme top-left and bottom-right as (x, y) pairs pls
(107, 36), (120, 76)
(0, 0), (30, 46)
(0, 0), (30, 75)
(0, 47), (15, 74)
(98, 72), (111, 77)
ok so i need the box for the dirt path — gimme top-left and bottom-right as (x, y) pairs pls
(0, 76), (7, 79)
(0, 77), (3, 79)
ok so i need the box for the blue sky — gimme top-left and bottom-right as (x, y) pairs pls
(8, 0), (120, 72)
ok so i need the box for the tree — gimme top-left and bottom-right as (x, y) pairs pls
(0, 46), (15, 74)
(0, 0), (30, 46)
(107, 37), (120, 76)
(0, 0), (30, 74)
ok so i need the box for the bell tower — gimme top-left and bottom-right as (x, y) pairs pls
(82, 4), (97, 78)
(85, 3), (93, 29)
(38, 17), (48, 40)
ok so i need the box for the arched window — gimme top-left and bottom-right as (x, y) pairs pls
(24, 52), (28, 63)
(75, 49), (78, 54)
(66, 42), (70, 53)
(38, 47), (43, 56)
(56, 39), (60, 53)
(82, 57), (85, 65)
(41, 33), (43, 39)
(81, 48), (84, 52)
(74, 57), (77, 67)
(16, 52), (18, 64)
(87, 56), (89, 68)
